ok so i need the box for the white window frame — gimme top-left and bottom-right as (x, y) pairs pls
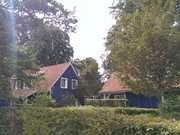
(13, 79), (17, 89)
(71, 79), (78, 89)
(60, 77), (68, 89)
(14, 80), (23, 90)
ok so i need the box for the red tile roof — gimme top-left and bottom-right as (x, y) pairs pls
(99, 74), (130, 94)
(39, 63), (71, 90)
(13, 89), (36, 98)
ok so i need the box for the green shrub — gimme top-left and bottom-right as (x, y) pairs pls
(20, 106), (180, 135)
(0, 107), (22, 135)
(30, 93), (53, 107)
(164, 90), (180, 119)
(113, 107), (159, 116)
(85, 99), (127, 107)
(0, 108), (10, 135)
(61, 95), (77, 106)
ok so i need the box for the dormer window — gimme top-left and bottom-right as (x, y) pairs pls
(60, 77), (68, 89)
(72, 79), (78, 89)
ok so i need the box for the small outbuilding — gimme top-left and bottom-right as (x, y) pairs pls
(99, 74), (158, 108)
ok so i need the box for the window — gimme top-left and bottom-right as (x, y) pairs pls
(72, 79), (78, 89)
(12, 79), (16, 89)
(114, 94), (126, 99)
(14, 80), (24, 90)
(60, 77), (68, 89)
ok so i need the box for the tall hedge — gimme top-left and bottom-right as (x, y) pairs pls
(20, 107), (180, 135)
(164, 90), (180, 119)
(0, 107), (21, 135)
(0, 108), (10, 135)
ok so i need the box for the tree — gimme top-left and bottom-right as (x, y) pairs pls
(30, 25), (73, 66)
(0, 0), (75, 96)
(16, 45), (40, 87)
(73, 58), (102, 104)
(0, 4), (16, 99)
(1, 0), (77, 66)
(0, 3), (20, 135)
(14, 0), (77, 66)
(14, 0), (77, 44)
(105, 0), (180, 114)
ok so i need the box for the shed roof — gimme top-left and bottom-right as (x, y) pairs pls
(99, 74), (130, 94)
(13, 89), (36, 98)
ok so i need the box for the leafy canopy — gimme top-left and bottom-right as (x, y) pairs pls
(0, 5), (15, 98)
(73, 58), (102, 103)
(105, 0), (180, 97)
(3, 0), (77, 66)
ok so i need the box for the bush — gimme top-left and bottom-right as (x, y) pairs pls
(0, 107), (10, 135)
(61, 95), (77, 106)
(85, 99), (127, 107)
(164, 90), (180, 119)
(20, 106), (180, 135)
(113, 107), (159, 116)
(0, 107), (22, 135)
(31, 93), (53, 107)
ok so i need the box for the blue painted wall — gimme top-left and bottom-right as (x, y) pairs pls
(126, 92), (159, 108)
(0, 100), (9, 107)
(51, 65), (78, 104)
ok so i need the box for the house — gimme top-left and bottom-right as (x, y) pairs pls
(11, 62), (79, 104)
(99, 74), (158, 108)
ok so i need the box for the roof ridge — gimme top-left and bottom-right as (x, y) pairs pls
(40, 62), (71, 69)
(48, 63), (71, 90)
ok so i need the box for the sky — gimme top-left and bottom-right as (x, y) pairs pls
(57, 0), (115, 67)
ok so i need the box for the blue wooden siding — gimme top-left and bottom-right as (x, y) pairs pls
(51, 66), (78, 104)
(126, 92), (159, 108)
(0, 100), (9, 107)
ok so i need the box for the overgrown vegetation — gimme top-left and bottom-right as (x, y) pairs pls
(19, 107), (180, 135)
(1, 106), (179, 135)
(164, 90), (180, 119)
(0, 107), (22, 135)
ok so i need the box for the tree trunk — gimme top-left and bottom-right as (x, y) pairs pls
(159, 91), (165, 117)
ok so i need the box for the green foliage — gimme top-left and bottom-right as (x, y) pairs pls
(20, 107), (50, 135)
(113, 107), (159, 116)
(61, 95), (77, 106)
(0, 108), (10, 135)
(163, 90), (180, 119)
(15, 0), (77, 38)
(13, 0), (77, 66)
(73, 58), (102, 104)
(24, 120), (50, 135)
(1, 0), (77, 66)
(31, 93), (52, 107)
(19, 107), (180, 135)
(31, 26), (74, 66)
(17, 46), (39, 71)
(16, 45), (40, 87)
(105, 0), (180, 98)
(0, 107), (22, 135)
(0, 4), (15, 98)
(85, 99), (127, 107)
